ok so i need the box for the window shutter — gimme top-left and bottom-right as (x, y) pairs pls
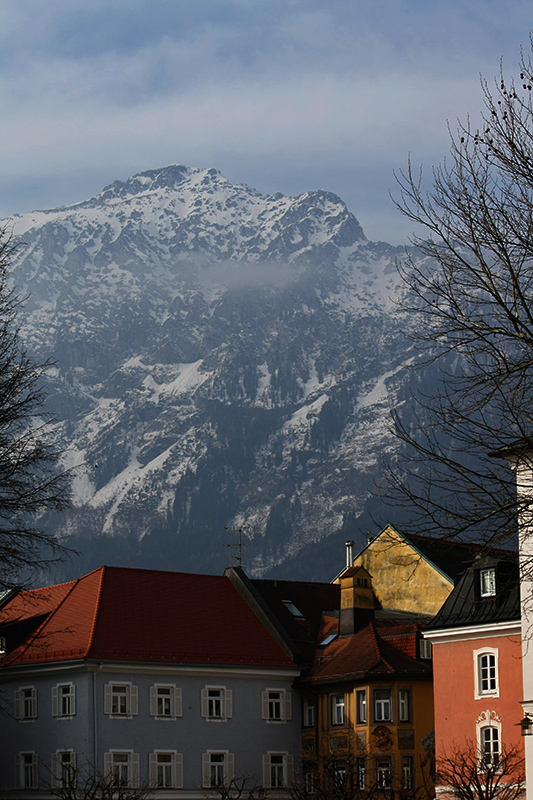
(202, 753), (211, 788)
(104, 684), (112, 715)
(226, 753), (234, 783)
(286, 754), (294, 786)
(262, 755), (270, 788)
(70, 686), (76, 716)
(175, 754), (183, 789)
(284, 691), (292, 721)
(104, 752), (113, 779)
(131, 753), (140, 788)
(174, 688), (183, 717)
(31, 753), (38, 789)
(71, 752), (77, 784)
(225, 689), (233, 719)
(52, 687), (59, 717)
(261, 691), (269, 719)
(14, 754), (21, 789)
(14, 689), (21, 720)
(201, 688), (209, 718)
(149, 753), (157, 786)
(130, 685), (138, 715)
(50, 753), (59, 787)
(149, 687), (157, 716)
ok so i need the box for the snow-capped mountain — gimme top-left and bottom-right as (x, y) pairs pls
(8, 165), (417, 581)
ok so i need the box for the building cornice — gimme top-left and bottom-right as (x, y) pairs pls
(423, 619), (521, 644)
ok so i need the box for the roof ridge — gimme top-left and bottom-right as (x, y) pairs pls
(84, 566), (106, 658)
(368, 619), (395, 672)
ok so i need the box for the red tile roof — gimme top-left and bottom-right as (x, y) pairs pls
(0, 567), (297, 669)
(302, 618), (430, 685)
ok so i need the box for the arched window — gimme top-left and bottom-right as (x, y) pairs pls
(480, 726), (500, 767)
(473, 648), (499, 698)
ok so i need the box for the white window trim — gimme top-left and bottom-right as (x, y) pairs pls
(15, 752), (38, 790)
(331, 693), (346, 726)
(52, 683), (76, 718)
(476, 710), (502, 769)
(104, 682), (138, 718)
(473, 648), (500, 699)
(150, 684), (182, 719)
(262, 752), (294, 789)
(149, 751), (183, 789)
(202, 751), (234, 788)
(104, 750), (140, 788)
(50, 750), (77, 789)
(201, 685), (233, 721)
(262, 688), (292, 723)
(14, 686), (37, 721)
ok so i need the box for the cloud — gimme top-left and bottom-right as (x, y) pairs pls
(0, 0), (531, 243)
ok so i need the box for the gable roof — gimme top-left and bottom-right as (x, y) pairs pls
(0, 566), (297, 669)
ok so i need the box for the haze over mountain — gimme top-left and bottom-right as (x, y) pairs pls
(7, 165), (420, 581)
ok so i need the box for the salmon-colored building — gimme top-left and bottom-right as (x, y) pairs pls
(423, 551), (523, 788)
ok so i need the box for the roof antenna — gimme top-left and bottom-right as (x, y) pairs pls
(224, 526), (258, 567)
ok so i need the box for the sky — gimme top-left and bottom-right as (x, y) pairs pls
(1, 0), (532, 244)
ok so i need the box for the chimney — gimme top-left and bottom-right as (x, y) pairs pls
(345, 540), (354, 569)
(339, 567), (374, 636)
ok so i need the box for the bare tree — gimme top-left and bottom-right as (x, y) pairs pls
(201, 774), (268, 800)
(436, 742), (525, 800)
(0, 226), (69, 588)
(45, 759), (153, 800)
(384, 39), (533, 548)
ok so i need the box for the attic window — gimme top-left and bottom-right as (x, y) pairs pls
(319, 633), (338, 647)
(480, 568), (496, 598)
(0, 636), (6, 655)
(356, 578), (368, 587)
(282, 600), (304, 618)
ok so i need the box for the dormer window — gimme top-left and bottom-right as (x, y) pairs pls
(282, 600), (304, 618)
(480, 568), (496, 597)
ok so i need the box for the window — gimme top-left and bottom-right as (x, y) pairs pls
(149, 752), (183, 789)
(15, 687), (37, 720)
(420, 638), (432, 659)
(104, 751), (140, 788)
(356, 757), (366, 790)
(282, 600), (304, 618)
(202, 752), (234, 788)
(398, 689), (411, 722)
(51, 751), (76, 789)
(16, 752), (37, 789)
(52, 684), (76, 717)
(104, 683), (138, 717)
(334, 761), (346, 787)
(376, 757), (391, 789)
(474, 648), (499, 699)
(263, 753), (293, 789)
(201, 686), (232, 720)
(481, 727), (500, 767)
(331, 694), (345, 726)
(374, 689), (392, 722)
(150, 685), (182, 719)
(356, 690), (367, 724)
(303, 697), (315, 728)
(480, 568), (496, 597)
(262, 689), (291, 721)
(402, 756), (414, 789)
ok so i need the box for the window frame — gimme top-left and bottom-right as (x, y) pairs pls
(263, 752), (293, 789)
(150, 684), (182, 719)
(201, 685), (232, 721)
(104, 750), (140, 788)
(262, 689), (291, 722)
(16, 752), (38, 790)
(375, 757), (392, 789)
(51, 750), (77, 789)
(149, 751), (183, 789)
(480, 568), (496, 597)
(473, 648), (500, 699)
(420, 638), (433, 660)
(356, 689), (367, 724)
(15, 686), (37, 721)
(303, 696), (316, 728)
(398, 688), (411, 723)
(202, 751), (234, 788)
(331, 693), (346, 727)
(52, 683), (76, 718)
(373, 688), (392, 723)
(104, 682), (138, 718)
(402, 756), (414, 789)
(480, 726), (500, 768)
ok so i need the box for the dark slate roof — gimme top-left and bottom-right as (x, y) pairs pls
(250, 577), (340, 665)
(426, 551), (519, 630)
(399, 532), (514, 584)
